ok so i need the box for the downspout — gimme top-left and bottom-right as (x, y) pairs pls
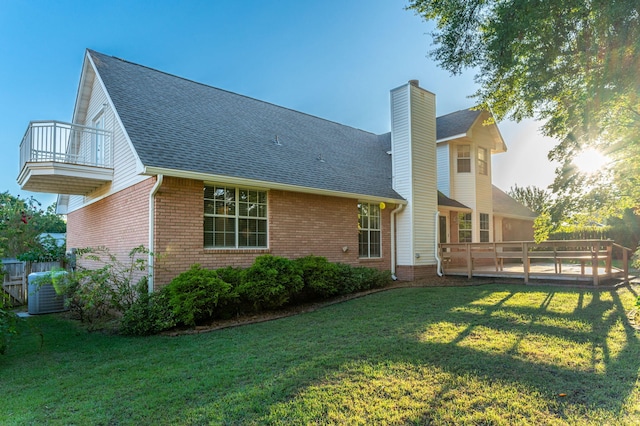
(148, 174), (164, 293)
(434, 211), (443, 277)
(390, 203), (405, 280)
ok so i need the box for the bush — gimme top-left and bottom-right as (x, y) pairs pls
(165, 264), (237, 326)
(294, 255), (342, 299)
(238, 255), (303, 311)
(332, 264), (392, 295)
(119, 280), (176, 336)
(215, 266), (244, 287)
(53, 246), (150, 326)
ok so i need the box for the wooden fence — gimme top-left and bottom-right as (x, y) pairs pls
(1, 260), (62, 305)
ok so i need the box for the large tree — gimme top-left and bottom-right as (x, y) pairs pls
(0, 192), (66, 259)
(408, 0), (640, 215)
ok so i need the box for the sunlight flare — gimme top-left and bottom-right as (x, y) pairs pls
(573, 148), (609, 175)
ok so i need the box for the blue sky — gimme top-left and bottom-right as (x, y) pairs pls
(0, 0), (558, 208)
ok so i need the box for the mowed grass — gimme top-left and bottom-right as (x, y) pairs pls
(2, 283), (640, 425)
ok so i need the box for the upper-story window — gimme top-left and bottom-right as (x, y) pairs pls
(358, 202), (381, 258)
(457, 145), (471, 173)
(204, 185), (268, 249)
(478, 147), (488, 175)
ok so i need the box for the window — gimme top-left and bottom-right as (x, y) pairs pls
(358, 202), (381, 258)
(457, 144), (471, 173)
(458, 212), (472, 242)
(480, 213), (490, 242)
(478, 147), (488, 175)
(204, 185), (267, 248)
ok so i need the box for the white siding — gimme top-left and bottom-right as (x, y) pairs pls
(67, 60), (148, 213)
(390, 83), (438, 266)
(436, 144), (450, 196)
(390, 85), (413, 265)
(410, 87), (438, 265)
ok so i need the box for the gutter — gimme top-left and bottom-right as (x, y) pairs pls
(148, 174), (163, 293)
(434, 211), (443, 277)
(390, 203), (405, 280)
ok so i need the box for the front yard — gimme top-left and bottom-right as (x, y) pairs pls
(2, 283), (639, 425)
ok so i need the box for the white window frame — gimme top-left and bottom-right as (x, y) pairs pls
(478, 147), (488, 176)
(458, 212), (472, 242)
(480, 213), (490, 242)
(92, 112), (105, 166)
(358, 202), (381, 258)
(457, 144), (471, 173)
(204, 185), (268, 249)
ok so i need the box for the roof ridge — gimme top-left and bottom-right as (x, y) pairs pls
(87, 49), (379, 138)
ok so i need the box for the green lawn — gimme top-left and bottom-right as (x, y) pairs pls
(2, 283), (639, 425)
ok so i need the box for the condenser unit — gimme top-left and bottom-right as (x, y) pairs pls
(28, 271), (67, 315)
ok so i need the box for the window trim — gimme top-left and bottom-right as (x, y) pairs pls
(458, 212), (472, 243)
(358, 202), (382, 258)
(478, 147), (488, 176)
(203, 185), (268, 249)
(457, 144), (471, 173)
(480, 212), (490, 242)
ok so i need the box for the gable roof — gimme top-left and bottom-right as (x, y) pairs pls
(87, 50), (403, 202)
(436, 109), (482, 141)
(492, 185), (537, 220)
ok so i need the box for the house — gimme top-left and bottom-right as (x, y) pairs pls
(17, 50), (535, 290)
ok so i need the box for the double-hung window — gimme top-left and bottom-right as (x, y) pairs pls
(458, 212), (472, 242)
(457, 144), (471, 173)
(478, 147), (488, 175)
(358, 202), (381, 258)
(204, 185), (267, 248)
(480, 213), (490, 242)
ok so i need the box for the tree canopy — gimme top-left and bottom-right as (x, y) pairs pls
(408, 0), (640, 214)
(0, 192), (66, 260)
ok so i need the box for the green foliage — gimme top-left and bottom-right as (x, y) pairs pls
(238, 255), (304, 311)
(407, 0), (640, 217)
(294, 255), (342, 299)
(0, 192), (66, 259)
(55, 246), (151, 327)
(0, 292), (20, 354)
(17, 234), (66, 263)
(119, 280), (176, 336)
(164, 264), (237, 326)
(533, 211), (552, 244)
(507, 185), (552, 215)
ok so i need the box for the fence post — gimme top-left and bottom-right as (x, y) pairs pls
(523, 242), (529, 284)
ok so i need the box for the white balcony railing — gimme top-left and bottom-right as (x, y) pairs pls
(19, 121), (113, 170)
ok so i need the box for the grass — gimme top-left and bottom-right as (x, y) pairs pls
(2, 283), (640, 425)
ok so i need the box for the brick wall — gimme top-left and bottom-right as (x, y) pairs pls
(152, 177), (393, 289)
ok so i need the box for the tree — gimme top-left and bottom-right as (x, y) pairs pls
(407, 0), (640, 215)
(507, 185), (552, 215)
(0, 192), (66, 259)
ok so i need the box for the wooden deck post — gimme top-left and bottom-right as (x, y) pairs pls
(523, 242), (529, 284)
(592, 242), (599, 286)
(466, 243), (472, 278)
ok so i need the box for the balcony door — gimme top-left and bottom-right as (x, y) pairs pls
(92, 113), (104, 166)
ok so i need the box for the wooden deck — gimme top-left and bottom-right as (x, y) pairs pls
(439, 240), (632, 285)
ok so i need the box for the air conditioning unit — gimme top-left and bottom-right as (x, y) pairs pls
(28, 271), (67, 315)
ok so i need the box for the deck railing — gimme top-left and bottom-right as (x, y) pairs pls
(19, 121), (113, 170)
(439, 239), (632, 285)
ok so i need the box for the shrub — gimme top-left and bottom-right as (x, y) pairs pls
(238, 255), (303, 311)
(119, 280), (176, 336)
(294, 255), (342, 299)
(165, 264), (237, 326)
(53, 246), (150, 326)
(215, 266), (244, 287)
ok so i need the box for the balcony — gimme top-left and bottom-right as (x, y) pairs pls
(17, 121), (114, 195)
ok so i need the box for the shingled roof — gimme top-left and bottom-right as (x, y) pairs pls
(492, 186), (538, 219)
(88, 50), (402, 201)
(436, 109), (482, 141)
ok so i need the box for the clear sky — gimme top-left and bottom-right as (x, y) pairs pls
(0, 0), (559, 208)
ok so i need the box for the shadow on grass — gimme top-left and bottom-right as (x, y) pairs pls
(183, 285), (640, 424)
